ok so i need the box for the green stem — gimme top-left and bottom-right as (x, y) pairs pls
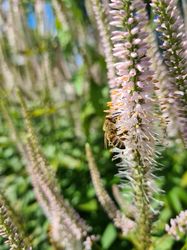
(133, 153), (152, 250)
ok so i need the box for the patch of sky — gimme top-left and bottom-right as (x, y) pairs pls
(27, 1), (56, 35)
(27, 11), (37, 29)
(44, 2), (56, 35)
(75, 53), (84, 67)
(1, 0), (9, 12)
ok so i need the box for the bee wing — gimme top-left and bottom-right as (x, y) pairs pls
(103, 119), (107, 131)
(104, 132), (108, 148)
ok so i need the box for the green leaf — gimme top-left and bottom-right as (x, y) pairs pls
(181, 172), (187, 187)
(168, 187), (182, 213)
(101, 223), (117, 249)
(181, 240), (187, 250)
(72, 67), (85, 96)
(90, 80), (103, 115)
(79, 199), (98, 211)
(153, 234), (174, 250)
(31, 107), (57, 117)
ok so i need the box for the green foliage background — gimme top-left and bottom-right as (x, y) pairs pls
(0, 0), (187, 249)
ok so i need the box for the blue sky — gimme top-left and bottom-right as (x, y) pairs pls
(27, 2), (55, 33)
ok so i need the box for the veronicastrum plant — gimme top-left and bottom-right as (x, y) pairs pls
(0, 0), (187, 250)
(90, 0), (187, 249)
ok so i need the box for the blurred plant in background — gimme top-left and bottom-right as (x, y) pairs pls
(1, 0), (187, 250)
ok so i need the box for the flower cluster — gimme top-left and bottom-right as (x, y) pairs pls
(166, 210), (187, 240)
(19, 93), (93, 250)
(152, 0), (187, 145)
(90, 0), (116, 88)
(109, 0), (157, 168)
(107, 0), (158, 248)
(148, 31), (182, 139)
(0, 192), (32, 250)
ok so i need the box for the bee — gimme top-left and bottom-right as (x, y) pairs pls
(48, 225), (63, 250)
(103, 116), (125, 149)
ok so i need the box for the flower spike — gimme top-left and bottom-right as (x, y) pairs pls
(106, 1), (160, 248)
(152, 0), (187, 146)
